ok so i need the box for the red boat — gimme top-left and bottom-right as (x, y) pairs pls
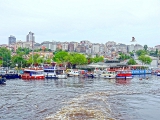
(116, 70), (133, 79)
(21, 67), (45, 80)
(106, 65), (132, 79)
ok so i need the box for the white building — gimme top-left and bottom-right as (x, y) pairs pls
(127, 44), (135, 52)
(116, 43), (127, 53)
(61, 42), (69, 51)
(92, 43), (100, 54)
(134, 44), (143, 51)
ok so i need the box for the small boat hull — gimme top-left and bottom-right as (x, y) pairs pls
(157, 72), (160, 76)
(0, 77), (6, 84)
(116, 76), (133, 79)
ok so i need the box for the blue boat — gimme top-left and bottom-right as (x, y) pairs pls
(0, 77), (6, 84)
(5, 70), (21, 79)
(129, 65), (152, 75)
(131, 69), (152, 75)
(0, 70), (6, 78)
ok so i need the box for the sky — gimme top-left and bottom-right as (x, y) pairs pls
(0, 0), (160, 47)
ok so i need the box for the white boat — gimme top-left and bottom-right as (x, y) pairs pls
(21, 67), (45, 80)
(44, 66), (58, 79)
(66, 69), (79, 77)
(56, 68), (67, 79)
(44, 66), (67, 79)
(157, 72), (160, 76)
(93, 68), (102, 78)
(103, 71), (116, 79)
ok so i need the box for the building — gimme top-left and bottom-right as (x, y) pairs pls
(127, 44), (135, 52)
(155, 45), (160, 51)
(61, 42), (69, 51)
(8, 35), (16, 45)
(26, 31), (35, 42)
(68, 43), (75, 52)
(76, 45), (86, 53)
(134, 44), (143, 51)
(116, 43), (127, 53)
(92, 43), (100, 54)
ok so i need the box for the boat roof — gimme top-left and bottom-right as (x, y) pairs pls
(129, 65), (149, 67)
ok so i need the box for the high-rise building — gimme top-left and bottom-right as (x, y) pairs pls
(26, 31), (35, 42)
(8, 35), (16, 45)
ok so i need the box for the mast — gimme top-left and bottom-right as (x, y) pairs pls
(32, 39), (34, 67)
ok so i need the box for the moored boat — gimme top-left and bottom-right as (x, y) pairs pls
(157, 72), (160, 76)
(0, 70), (6, 78)
(103, 71), (116, 79)
(44, 66), (58, 79)
(5, 70), (21, 79)
(0, 76), (6, 84)
(21, 67), (45, 80)
(116, 70), (133, 79)
(66, 69), (79, 77)
(93, 68), (101, 78)
(129, 65), (152, 75)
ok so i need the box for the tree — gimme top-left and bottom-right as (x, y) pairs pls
(138, 55), (152, 65)
(0, 47), (11, 67)
(136, 50), (147, 56)
(129, 52), (134, 57)
(69, 53), (87, 68)
(144, 45), (148, 51)
(127, 58), (137, 65)
(11, 54), (27, 68)
(16, 47), (30, 55)
(118, 53), (130, 61)
(53, 50), (69, 66)
(92, 56), (104, 63)
(155, 48), (158, 57)
(27, 53), (40, 66)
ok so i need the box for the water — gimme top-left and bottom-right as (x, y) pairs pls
(1, 75), (160, 120)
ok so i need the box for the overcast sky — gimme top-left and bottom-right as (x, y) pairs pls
(0, 0), (160, 47)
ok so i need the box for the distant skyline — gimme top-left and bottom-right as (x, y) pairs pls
(0, 0), (160, 47)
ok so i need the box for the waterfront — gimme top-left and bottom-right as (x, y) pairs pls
(1, 75), (160, 120)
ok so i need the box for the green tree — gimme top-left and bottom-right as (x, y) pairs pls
(16, 47), (30, 55)
(127, 58), (137, 65)
(11, 54), (27, 68)
(136, 50), (147, 56)
(155, 48), (158, 57)
(0, 47), (11, 67)
(144, 45), (148, 51)
(53, 50), (68, 65)
(69, 53), (87, 68)
(118, 53), (130, 61)
(27, 53), (40, 66)
(92, 56), (104, 63)
(138, 55), (152, 65)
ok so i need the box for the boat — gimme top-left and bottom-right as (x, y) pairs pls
(66, 69), (79, 77)
(0, 76), (6, 84)
(56, 68), (67, 79)
(93, 68), (102, 78)
(116, 70), (133, 79)
(78, 70), (94, 78)
(44, 66), (58, 79)
(21, 67), (45, 80)
(129, 65), (152, 75)
(0, 70), (6, 78)
(157, 72), (160, 76)
(5, 69), (21, 79)
(102, 70), (116, 79)
(44, 66), (67, 79)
